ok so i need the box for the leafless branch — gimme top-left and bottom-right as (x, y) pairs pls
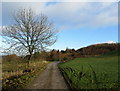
(2, 8), (58, 59)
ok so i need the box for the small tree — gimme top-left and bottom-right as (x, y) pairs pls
(2, 8), (57, 64)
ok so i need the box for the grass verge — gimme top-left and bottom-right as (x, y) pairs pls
(2, 60), (50, 89)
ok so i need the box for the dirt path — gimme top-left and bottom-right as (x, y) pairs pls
(28, 61), (69, 89)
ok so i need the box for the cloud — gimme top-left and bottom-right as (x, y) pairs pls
(2, 0), (119, 2)
(0, 26), (2, 35)
(43, 2), (118, 29)
(2, 2), (118, 30)
(0, 28), (1, 36)
(106, 41), (116, 43)
(95, 40), (116, 44)
(0, 26), (6, 35)
(2, 2), (47, 25)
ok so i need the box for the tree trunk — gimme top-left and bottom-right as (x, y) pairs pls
(27, 55), (32, 67)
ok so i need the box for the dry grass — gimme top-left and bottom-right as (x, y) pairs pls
(2, 60), (49, 80)
(2, 59), (50, 89)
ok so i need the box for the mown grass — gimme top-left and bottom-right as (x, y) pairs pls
(2, 59), (50, 89)
(59, 50), (119, 90)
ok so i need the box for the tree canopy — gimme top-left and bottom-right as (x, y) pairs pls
(2, 8), (58, 58)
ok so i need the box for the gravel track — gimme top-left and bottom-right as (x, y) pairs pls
(28, 61), (69, 89)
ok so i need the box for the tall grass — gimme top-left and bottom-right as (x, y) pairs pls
(2, 59), (49, 89)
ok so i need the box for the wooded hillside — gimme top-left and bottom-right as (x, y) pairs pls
(2, 43), (119, 62)
(46, 43), (120, 61)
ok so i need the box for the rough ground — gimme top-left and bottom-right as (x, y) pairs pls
(28, 61), (69, 89)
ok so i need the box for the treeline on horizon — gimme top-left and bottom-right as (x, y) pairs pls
(2, 43), (120, 62)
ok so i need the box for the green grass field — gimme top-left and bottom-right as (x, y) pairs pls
(59, 50), (119, 90)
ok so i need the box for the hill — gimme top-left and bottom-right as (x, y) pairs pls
(3, 43), (119, 62)
(58, 47), (119, 90)
(99, 49), (119, 57)
(47, 43), (120, 62)
(76, 43), (119, 57)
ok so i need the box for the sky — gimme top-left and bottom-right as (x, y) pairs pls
(0, 0), (119, 51)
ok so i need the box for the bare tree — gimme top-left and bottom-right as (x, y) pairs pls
(2, 8), (58, 61)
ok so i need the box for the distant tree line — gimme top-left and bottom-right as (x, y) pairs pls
(32, 43), (120, 62)
(2, 43), (120, 62)
(46, 43), (120, 61)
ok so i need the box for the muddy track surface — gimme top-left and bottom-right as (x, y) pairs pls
(28, 62), (69, 89)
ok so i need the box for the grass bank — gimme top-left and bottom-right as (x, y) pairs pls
(59, 50), (119, 90)
(2, 59), (50, 89)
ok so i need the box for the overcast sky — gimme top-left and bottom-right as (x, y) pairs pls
(0, 0), (118, 51)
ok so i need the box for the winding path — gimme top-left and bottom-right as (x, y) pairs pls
(28, 61), (69, 89)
